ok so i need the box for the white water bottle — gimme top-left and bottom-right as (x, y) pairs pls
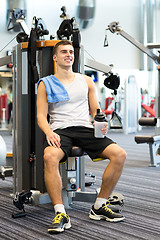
(94, 109), (107, 138)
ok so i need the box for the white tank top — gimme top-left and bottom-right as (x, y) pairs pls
(48, 73), (93, 130)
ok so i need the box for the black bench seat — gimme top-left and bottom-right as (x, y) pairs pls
(135, 135), (160, 167)
(135, 135), (160, 144)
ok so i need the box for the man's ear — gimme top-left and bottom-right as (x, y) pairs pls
(53, 55), (57, 62)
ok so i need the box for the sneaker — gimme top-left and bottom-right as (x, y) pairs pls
(48, 212), (71, 233)
(106, 202), (122, 213)
(89, 203), (125, 222)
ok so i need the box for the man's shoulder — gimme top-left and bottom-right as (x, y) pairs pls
(75, 72), (90, 81)
(83, 74), (93, 84)
(41, 74), (54, 81)
(37, 75), (53, 89)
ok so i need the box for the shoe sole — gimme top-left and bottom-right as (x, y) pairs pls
(89, 212), (125, 222)
(48, 222), (71, 233)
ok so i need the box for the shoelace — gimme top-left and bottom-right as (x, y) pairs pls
(106, 201), (117, 208)
(102, 202), (115, 215)
(52, 213), (69, 224)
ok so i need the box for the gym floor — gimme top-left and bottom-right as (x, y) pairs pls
(0, 128), (160, 240)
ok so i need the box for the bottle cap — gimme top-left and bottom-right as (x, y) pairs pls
(94, 109), (106, 122)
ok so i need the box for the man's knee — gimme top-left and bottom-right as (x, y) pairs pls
(103, 144), (126, 166)
(110, 147), (126, 170)
(44, 148), (62, 166)
(117, 148), (126, 166)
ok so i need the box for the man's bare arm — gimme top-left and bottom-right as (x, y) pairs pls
(37, 81), (61, 148)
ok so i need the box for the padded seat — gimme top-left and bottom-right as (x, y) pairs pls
(135, 135), (160, 144)
(135, 135), (160, 167)
(70, 146), (103, 162)
(70, 146), (85, 157)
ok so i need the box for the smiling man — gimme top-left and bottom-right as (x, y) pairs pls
(36, 40), (126, 234)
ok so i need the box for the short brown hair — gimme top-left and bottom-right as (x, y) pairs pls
(53, 40), (73, 55)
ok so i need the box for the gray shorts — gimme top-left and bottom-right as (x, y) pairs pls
(44, 126), (115, 163)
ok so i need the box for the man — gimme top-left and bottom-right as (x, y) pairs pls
(37, 40), (126, 234)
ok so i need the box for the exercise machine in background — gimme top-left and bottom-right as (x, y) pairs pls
(105, 21), (160, 135)
(103, 73), (141, 134)
(104, 72), (123, 129)
(135, 117), (160, 167)
(106, 21), (160, 165)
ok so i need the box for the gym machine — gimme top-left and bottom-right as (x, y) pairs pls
(103, 72), (123, 130)
(105, 22), (160, 65)
(135, 117), (160, 167)
(105, 21), (160, 166)
(11, 14), (84, 213)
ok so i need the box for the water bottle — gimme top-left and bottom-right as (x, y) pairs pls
(94, 109), (107, 138)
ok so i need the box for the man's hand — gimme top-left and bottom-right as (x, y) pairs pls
(46, 130), (61, 148)
(101, 122), (108, 135)
(93, 121), (108, 135)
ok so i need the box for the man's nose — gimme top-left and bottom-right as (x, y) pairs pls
(66, 51), (72, 56)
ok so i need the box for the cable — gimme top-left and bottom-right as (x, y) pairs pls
(0, 35), (17, 53)
(84, 49), (96, 61)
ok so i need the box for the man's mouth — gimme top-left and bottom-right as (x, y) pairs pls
(65, 58), (72, 62)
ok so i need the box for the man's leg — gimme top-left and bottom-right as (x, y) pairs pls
(44, 146), (64, 205)
(44, 146), (71, 233)
(98, 143), (126, 199)
(89, 143), (126, 222)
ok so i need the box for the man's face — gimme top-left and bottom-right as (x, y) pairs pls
(53, 44), (74, 68)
